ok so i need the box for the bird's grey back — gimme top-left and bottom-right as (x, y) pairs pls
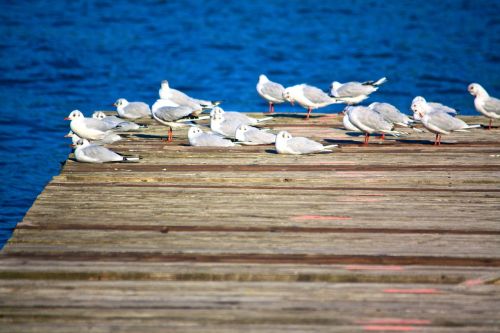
(303, 85), (331, 104)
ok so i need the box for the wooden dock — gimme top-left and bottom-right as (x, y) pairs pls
(1, 113), (500, 332)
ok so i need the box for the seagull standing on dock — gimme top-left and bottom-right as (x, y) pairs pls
(188, 127), (236, 147)
(256, 74), (286, 114)
(468, 83), (500, 129)
(368, 102), (413, 128)
(411, 96), (457, 117)
(283, 84), (341, 120)
(151, 103), (207, 142)
(92, 112), (146, 131)
(235, 124), (276, 145)
(210, 107), (273, 126)
(330, 77), (387, 105)
(65, 110), (122, 142)
(275, 131), (337, 154)
(73, 139), (139, 163)
(412, 98), (479, 145)
(346, 106), (405, 144)
(159, 80), (220, 115)
(113, 99), (151, 119)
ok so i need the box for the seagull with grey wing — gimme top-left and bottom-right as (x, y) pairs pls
(283, 84), (342, 120)
(151, 102), (208, 142)
(113, 98), (151, 119)
(188, 127), (236, 147)
(65, 130), (122, 145)
(411, 96), (457, 116)
(235, 124), (276, 145)
(65, 110), (122, 142)
(159, 80), (220, 115)
(275, 131), (337, 154)
(330, 77), (387, 105)
(92, 112), (147, 131)
(412, 98), (480, 145)
(256, 74), (286, 114)
(468, 83), (500, 130)
(73, 139), (139, 163)
(210, 112), (248, 139)
(210, 107), (272, 126)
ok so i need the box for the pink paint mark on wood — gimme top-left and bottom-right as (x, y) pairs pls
(361, 319), (430, 325)
(462, 278), (484, 286)
(344, 265), (404, 271)
(383, 288), (441, 294)
(363, 326), (418, 331)
(291, 215), (351, 221)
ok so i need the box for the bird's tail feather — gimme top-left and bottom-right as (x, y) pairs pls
(256, 117), (273, 123)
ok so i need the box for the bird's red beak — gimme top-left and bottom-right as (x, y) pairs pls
(290, 101), (295, 106)
(64, 134), (70, 138)
(64, 117), (71, 120)
(69, 144), (75, 148)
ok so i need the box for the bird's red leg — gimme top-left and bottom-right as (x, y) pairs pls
(381, 133), (385, 140)
(434, 134), (438, 145)
(168, 128), (173, 142)
(306, 107), (312, 120)
(268, 102), (274, 114)
(438, 134), (442, 145)
(489, 119), (492, 130)
(364, 133), (370, 145)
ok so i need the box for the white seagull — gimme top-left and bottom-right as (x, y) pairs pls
(210, 107), (272, 126)
(113, 99), (151, 119)
(210, 112), (247, 139)
(235, 124), (276, 145)
(188, 127), (236, 147)
(73, 139), (139, 163)
(159, 80), (220, 115)
(283, 84), (341, 120)
(92, 112), (146, 131)
(411, 96), (457, 117)
(65, 130), (121, 145)
(65, 110), (122, 141)
(151, 103), (207, 142)
(468, 83), (500, 129)
(330, 77), (387, 105)
(256, 74), (286, 114)
(412, 98), (479, 145)
(346, 106), (406, 144)
(275, 131), (337, 154)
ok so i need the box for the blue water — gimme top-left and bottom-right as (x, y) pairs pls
(0, 0), (499, 248)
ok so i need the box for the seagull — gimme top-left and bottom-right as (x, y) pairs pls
(65, 110), (122, 141)
(92, 112), (146, 131)
(188, 127), (236, 147)
(342, 112), (362, 132)
(210, 107), (272, 126)
(346, 106), (406, 144)
(275, 131), (337, 154)
(151, 103), (207, 142)
(283, 84), (341, 120)
(113, 98), (151, 119)
(159, 80), (220, 115)
(235, 124), (276, 145)
(65, 130), (121, 145)
(468, 83), (500, 129)
(256, 74), (286, 114)
(330, 77), (387, 105)
(73, 139), (139, 163)
(412, 98), (480, 145)
(368, 102), (414, 127)
(210, 112), (247, 139)
(411, 96), (457, 116)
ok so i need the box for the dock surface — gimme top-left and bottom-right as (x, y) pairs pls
(1, 113), (500, 332)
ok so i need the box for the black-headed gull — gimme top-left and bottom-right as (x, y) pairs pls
(468, 83), (500, 129)
(65, 130), (121, 145)
(368, 102), (413, 127)
(210, 112), (247, 139)
(65, 110), (121, 141)
(346, 106), (406, 144)
(412, 98), (479, 145)
(210, 107), (272, 126)
(113, 99), (151, 119)
(235, 124), (276, 145)
(159, 80), (219, 114)
(73, 139), (139, 163)
(92, 112), (146, 131)
(188, 127), (236, 147)
(151, 103), (208, 142)
(256, 74), (286, 114)
(283, 84), (341, 120)
(275, 130), (337, 154)
(330, 77), (387, 105)
(411, 96), (457, 116)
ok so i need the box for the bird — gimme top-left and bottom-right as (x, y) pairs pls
(283, 84), (341, 120)
(330, 77), (387, 105)
(65, 130), (121, 145)
(65, 110), (122, 141)
(210, 107), (272, 126)
(188, 127), (236, 147)
(235, 124), (276, 145)
(368, 102), (413, 127)
(92, 112), (146, 131)
(275, 131), (337, 154)
(73, 139), (139, 163)
(159, 80), (220, 114)
(412, 98), (479, 145)
(468, 83), (500, 130)
(411, 96), (457, 116)
(210, 112), (247, 139)
(256, 74), (286, 114)
(346, 106), (406, 144)
(151, 103), (207, 142)
(113, 98), (151, 119)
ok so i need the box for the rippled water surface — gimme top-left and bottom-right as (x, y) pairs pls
(0, 0), (499, 248)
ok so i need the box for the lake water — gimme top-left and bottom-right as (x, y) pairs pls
(0, 0), (498, 248)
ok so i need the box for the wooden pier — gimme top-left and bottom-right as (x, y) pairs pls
(1, 113), (500, 332)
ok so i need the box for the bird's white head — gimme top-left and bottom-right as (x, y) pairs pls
(282, 88), (295, 104)
(65, 110), (84, 121)
(411, 99), (428, 120)
(235, 124), (250, 141)
(276, 130), (292, 143)
(330, 81), (342, 93)
(92, 111), (107, 120)
(188, 126), (203, 140)
(75, 138), (91, 148)
(259, 74), (269, 83)
(468, 83), (487, 97)
(114, 98), (128, 108)
(209, 106), (224, 117)
(210, 112), (224, 124)
(161, 80), (170, 89)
